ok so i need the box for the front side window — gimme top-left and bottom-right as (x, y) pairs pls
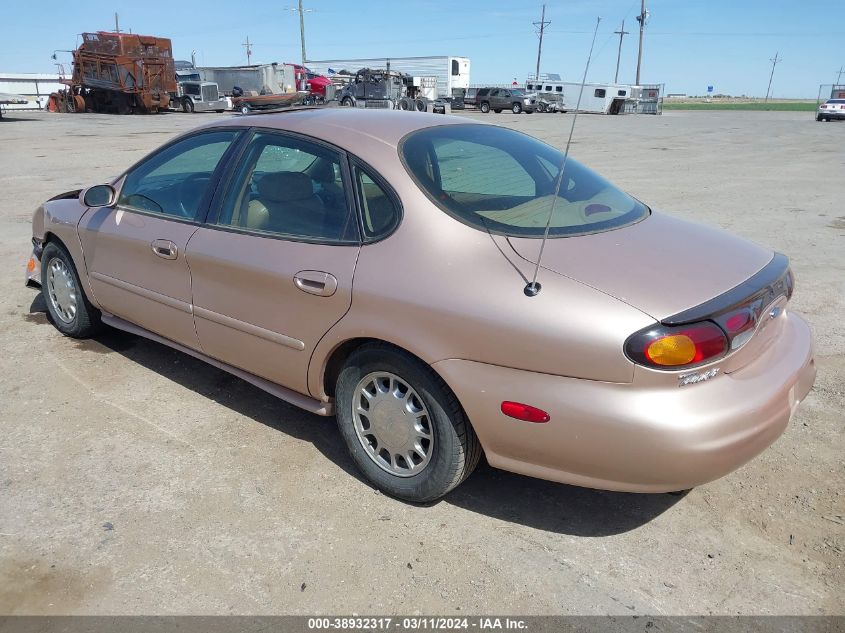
(216, 132), (358, 243)
(118, 130), (239, 220)
(400, 125), (648, 238)
(555, 86), (563, 92)
(451, 59), (459, 76)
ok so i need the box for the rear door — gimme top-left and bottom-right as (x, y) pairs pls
(186, 129), (360, 396)
(79, 128), (241, 349)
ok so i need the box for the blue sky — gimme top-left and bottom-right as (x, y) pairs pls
(3, 0), (843, 97)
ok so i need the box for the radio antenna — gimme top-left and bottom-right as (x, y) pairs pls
(525, 16), (602, 297)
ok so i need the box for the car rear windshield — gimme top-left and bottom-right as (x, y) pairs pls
(400, 124), (648, 237)
(826, 99), (845, 104)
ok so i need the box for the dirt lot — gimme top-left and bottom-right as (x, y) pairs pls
(0, 108), (842, 615)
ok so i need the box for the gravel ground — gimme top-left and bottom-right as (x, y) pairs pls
(0, 108), (842, 615)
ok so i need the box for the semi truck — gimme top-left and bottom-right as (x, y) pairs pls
(47, 31), (175, 114)
(334, 67), (447, 112)
(307, 56), (470, 106)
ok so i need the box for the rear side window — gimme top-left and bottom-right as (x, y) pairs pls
(354, 165), (400, 240)
(594, 88), (606, 98)
(451, 59), (460, 76)
(400, 124), (647, 238)
(555, 86), (563, 92)
(216, 132), (358, 243)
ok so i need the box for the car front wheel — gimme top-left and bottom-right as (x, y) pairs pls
(335, 343), (482, 503)
(41, 241), (101, 338)
(512, 102), (522, 114)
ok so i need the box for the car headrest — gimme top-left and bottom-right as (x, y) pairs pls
(310, 158), (335, 184)
(258, 171), (314, 203)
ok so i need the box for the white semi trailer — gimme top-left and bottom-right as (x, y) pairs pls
(307, 56), (470, 103)
(525, 78), (632, 114)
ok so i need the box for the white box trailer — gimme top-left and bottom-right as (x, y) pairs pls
(307, 56), (470, 100)
(197, 64), (298, 96)
(0, 73), (64, 110)
(525, 79), (632, 114)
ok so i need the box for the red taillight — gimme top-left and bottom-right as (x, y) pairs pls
(501, 401), (550, 423)
(626, 321), (728, 370)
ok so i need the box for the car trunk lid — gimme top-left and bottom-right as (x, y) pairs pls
(507, 212), (775, 322)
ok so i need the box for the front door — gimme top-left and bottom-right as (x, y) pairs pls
(78, 128), (241, 349)
(186, 130), (360, 396)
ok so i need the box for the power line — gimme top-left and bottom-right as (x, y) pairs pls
(613, 20), (629, 83)
(287, 1), (314, 68)
(765, 51), (782, 102)
(533, 4), (551, 81)
(635, 0), (649, 85)
(242, 36), (253, 65)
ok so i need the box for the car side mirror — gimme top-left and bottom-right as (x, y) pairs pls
(81, 184), (116, 208)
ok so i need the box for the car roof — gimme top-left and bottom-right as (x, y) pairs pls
(206, 108), (479, 149)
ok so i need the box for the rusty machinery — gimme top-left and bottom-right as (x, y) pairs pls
(48, 32), (176, 114)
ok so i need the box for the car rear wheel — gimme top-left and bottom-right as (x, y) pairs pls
(239, 104), (250, 115)
(41, 241), (101, 338)
(479, 102), (490, 113)
(335, 343), (482, 502)
(816, 114), (823, 121)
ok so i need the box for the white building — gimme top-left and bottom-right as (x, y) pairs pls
(0, 73), (64, 110)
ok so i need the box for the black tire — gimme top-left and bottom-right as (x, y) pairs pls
(335, 343), (482, 503)
(816, 114), (823, 121)
(512, 102), (522, 114)
(399, 97), (411, 111)
(479, 101), (490, 113)
(341, 97), (354, 107)
(537, 102), (546, 113)
(40, 241), (101, 338)
(415, 98), (427, 112)
(182, 98), (194, 113)
(239, 104), (250, 115)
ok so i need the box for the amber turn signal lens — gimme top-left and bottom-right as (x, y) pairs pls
(26, 257), (36, 273)
(645, 334), (696, 366)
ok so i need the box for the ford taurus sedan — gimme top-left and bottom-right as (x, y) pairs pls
(25, 109), (816, 502)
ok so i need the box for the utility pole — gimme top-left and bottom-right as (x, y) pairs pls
(114, 13), (120, 33)
(243, 36), (253, 65)
(765, 51), (782, 102)
(614, 20), (629, 83)
(533, 4), (551, 82)
(635, 0), (648, 85)
(288, 1), (314, 68)
(836, 66), (844, 85)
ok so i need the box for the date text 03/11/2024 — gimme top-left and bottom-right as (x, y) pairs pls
(307, 617), (528, 630)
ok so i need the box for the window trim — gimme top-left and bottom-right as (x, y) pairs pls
(205, 126), (362, 246)
(112, 127), (247, 226)
(347, 156), (404, 244)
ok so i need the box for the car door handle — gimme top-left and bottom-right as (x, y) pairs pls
(151, 239), (178, 260)
(294, 270), (337, 297)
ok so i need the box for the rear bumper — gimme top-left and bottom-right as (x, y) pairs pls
(432, 311), (816, 492)
(819, 111), (845, 119)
